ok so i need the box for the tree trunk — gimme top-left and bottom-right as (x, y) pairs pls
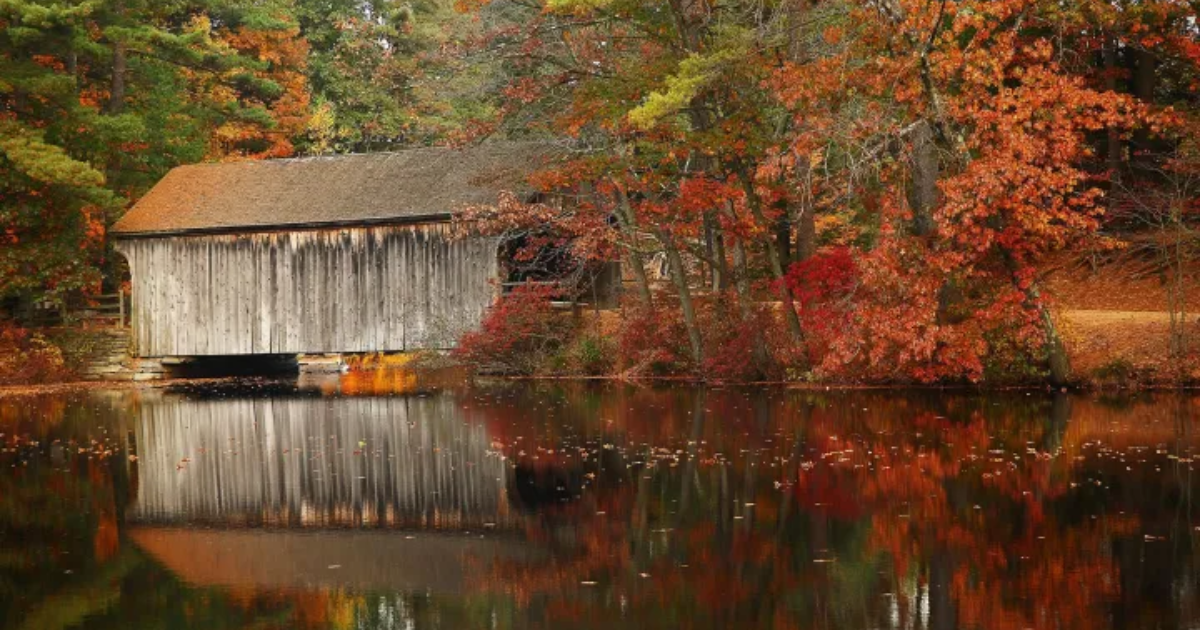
(711, 218), (729, 291)
(736, 170), (804, 340)
(731, 234), (771, 370)
(1133, 48), (1156, 102)
(615, 189), (655, 306)
(1015, 269), (1070, 385)
(68, 51), (79, 87)
(1103, 37), (1122, 180)
(1041, 301), (1070, 387)
(703, 214), (715, 289)
(703, 212), (730, 291)
(656, 228), (704, 368)
(909, 120), (939, 237)
(1001, 246), (1069, 385)
(775, 216), (791, 269)
(793, 201), (816, 262)
(108, 45), (127, 114)
(1131, 47), (1156, 172)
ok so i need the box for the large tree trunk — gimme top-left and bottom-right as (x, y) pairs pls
(1131, 47), (1156, 173)
(793, 201), (816, 262)
(779, 0), (809, 267)
(775, 216), (792, 269)
(108, 44), (126, 114)
(1104, 37), (1122, 179)
(703, 211), (730, 291)
(1133, 48), (1156, 102)
(909, 120), (939, 237)
(711, 218), (729, 291)
(1005, 252), (1070, 385)
(1041, 300), (1070, 387)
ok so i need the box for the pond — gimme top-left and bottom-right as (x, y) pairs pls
(1, 376), (1199, 629)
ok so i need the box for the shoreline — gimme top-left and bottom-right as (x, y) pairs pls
(2, 371), (1196, 399)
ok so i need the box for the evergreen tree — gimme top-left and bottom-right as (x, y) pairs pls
(296, 0), (495, 153)
(0, 0), (308, 305)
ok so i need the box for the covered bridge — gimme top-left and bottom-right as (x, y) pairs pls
(111, 141), (561, 358)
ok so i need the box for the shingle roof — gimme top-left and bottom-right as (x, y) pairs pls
(111, 141), (563, 236)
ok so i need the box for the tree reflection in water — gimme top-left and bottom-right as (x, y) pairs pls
(0, 382), (1198, 629)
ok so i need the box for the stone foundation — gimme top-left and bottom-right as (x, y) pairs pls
(53, 327), (138, 381)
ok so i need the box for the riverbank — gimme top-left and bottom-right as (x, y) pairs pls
(2, 258), (1195, 393)
(3, 366), (1197, 401)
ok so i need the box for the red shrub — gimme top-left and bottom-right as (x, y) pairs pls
(700, 299), (786, 382)
(455, 285), (571, 375)
(617, 303), (692, 376)
(0, 321), (71, 385)
(784, 247), (859, 327)
(618, 294), (793, 382)
(782, 248), (860, 363)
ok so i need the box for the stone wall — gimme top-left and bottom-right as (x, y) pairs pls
(51, 327), (136, 381)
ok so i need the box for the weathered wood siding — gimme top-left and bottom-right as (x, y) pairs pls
(116, 223), (500, 357)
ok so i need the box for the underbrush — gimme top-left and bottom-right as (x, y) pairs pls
(453, 258), (1195, 387)
(0, 322), (72, 386)
(617, 296), (801, 382)
(455, 287), (799, 381)
(1084, 354), (1200, 390)
(454, 286), (575, 375)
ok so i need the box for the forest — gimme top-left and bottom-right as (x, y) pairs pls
(1, 0), (1198, 385)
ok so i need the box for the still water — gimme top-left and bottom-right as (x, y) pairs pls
(1, 376), (1199, 629)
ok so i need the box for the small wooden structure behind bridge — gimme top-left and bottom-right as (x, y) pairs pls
(111, 142), (562, 360)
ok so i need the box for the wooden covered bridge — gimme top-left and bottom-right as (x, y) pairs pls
(111, 142), (562, 363)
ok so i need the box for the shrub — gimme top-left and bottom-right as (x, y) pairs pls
(0, 321), (71, 385)
(617, 303), (692, 376)
(782, 247), (859, 364)
(700, 299), (788, 382)
(571, 334), (615, 376)
(980, 324), (1051, 384)
(1093, 357), (1137, 388)
(455, 285), (572, 375)
(618, 294), (795, 382)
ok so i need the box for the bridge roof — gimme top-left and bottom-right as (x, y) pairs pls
(111, 141), (564, 237)
(129, 528), (538, 595)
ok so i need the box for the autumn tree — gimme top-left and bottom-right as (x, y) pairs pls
(767, 0), (1165, 383)
(0, 0), (309, 308)
(451, 0), (833, 376)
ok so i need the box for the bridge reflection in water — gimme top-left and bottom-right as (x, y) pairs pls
(130, 393), (511, 529)
(126, 392), (524, 595)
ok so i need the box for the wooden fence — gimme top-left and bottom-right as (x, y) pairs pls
(12, 291), (130, 328)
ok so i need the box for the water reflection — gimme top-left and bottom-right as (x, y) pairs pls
(132, 394), (509, 529)
(1, 381), (1199, 629)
